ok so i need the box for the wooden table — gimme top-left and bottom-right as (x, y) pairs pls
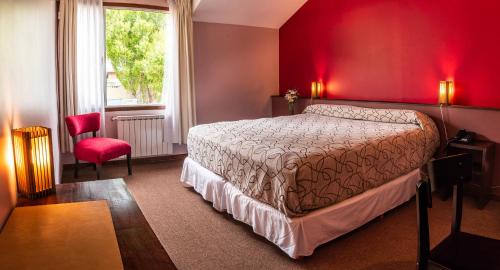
(17, 179), (177, 270)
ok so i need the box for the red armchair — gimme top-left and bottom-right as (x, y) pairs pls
(65, 112), (132, 179)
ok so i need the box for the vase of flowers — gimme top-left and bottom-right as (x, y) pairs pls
(285, 89), (299, 115)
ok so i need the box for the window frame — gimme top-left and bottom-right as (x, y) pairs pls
(103, 3), (168, 111)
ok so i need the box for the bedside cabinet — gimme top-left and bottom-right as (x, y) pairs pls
(446, 141), (495, 209)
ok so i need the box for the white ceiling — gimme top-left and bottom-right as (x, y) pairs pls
(193, 0), (308, 29)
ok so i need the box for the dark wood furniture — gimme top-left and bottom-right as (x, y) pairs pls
(417, 154), (500, 270)
(446, 140), (495, 209)
(17, 179), (177, 270)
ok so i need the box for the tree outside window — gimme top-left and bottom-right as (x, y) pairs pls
(105, 8), (167, 106)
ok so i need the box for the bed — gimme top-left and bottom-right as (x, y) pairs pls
(181, 104), (439, 258)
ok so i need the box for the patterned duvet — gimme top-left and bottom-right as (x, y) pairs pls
(187, 104), (439, 217)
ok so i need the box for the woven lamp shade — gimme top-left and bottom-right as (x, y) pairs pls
(11, 126), (55, 199)
(439, 81), (449, 105)
(439, 80), (454, 105)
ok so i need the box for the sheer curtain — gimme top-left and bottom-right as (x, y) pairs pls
(76, 0), (105, 136)
(163, 0), (197, 144)
(163, 11), (181, 144)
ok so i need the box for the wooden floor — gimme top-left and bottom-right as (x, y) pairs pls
(17, 179), (177, 270)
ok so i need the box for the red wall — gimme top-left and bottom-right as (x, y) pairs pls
(279, 0), (500, 107)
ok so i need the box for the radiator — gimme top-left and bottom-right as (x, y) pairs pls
(113, 115), (171, 158)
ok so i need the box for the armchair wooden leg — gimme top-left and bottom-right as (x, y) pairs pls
(127, 154), (132, 175)
(96, 163), (102, 180)
(74, 159), (79, 178)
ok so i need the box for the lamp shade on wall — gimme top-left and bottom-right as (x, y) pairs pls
(439, 80), (454, 105)
(11, 126), (55, 199)
(311, 81), (318, 98)
(317, 82), (323, 98)
(311, 81), (323, 98)
(447, 81), (455, 104)
(439, 81), (448, 104)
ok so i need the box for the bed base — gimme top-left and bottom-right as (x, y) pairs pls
(180, 157), (420, 259)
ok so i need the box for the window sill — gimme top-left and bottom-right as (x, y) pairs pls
(105, 105), (165, 112)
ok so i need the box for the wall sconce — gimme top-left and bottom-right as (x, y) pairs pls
(11, 126), (55, 199)
(439, 80), (454, 105)
(311, 81), (322, 99)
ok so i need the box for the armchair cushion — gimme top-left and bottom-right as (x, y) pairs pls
(65, 113), (101, 137)
(74, 137), (131, 164)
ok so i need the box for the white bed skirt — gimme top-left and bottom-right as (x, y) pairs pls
(180, 157), (420, 259)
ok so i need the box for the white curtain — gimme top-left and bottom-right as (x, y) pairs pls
(163, 0), (197, 144)
(76, 0), (105, 136)
(163, 11), (181, 144)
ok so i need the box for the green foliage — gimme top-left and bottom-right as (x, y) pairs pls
(105, 9), (166, 104)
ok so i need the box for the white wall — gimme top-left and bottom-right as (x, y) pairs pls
(0, 0), (60, 225)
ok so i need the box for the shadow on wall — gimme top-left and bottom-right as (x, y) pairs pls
(0, 86), (17, 226)
(0, 0), (60, 226)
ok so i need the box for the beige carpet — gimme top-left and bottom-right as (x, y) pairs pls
(63, 159), (500, 270)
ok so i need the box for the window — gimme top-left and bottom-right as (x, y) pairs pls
(105, 8), (167, 106)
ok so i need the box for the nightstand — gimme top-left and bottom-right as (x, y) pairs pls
(446, 140), (495, 209)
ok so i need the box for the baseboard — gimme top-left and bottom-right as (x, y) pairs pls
(62, 154), (187, 170)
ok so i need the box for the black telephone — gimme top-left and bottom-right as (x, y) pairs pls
(453, 129), (476, 144)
